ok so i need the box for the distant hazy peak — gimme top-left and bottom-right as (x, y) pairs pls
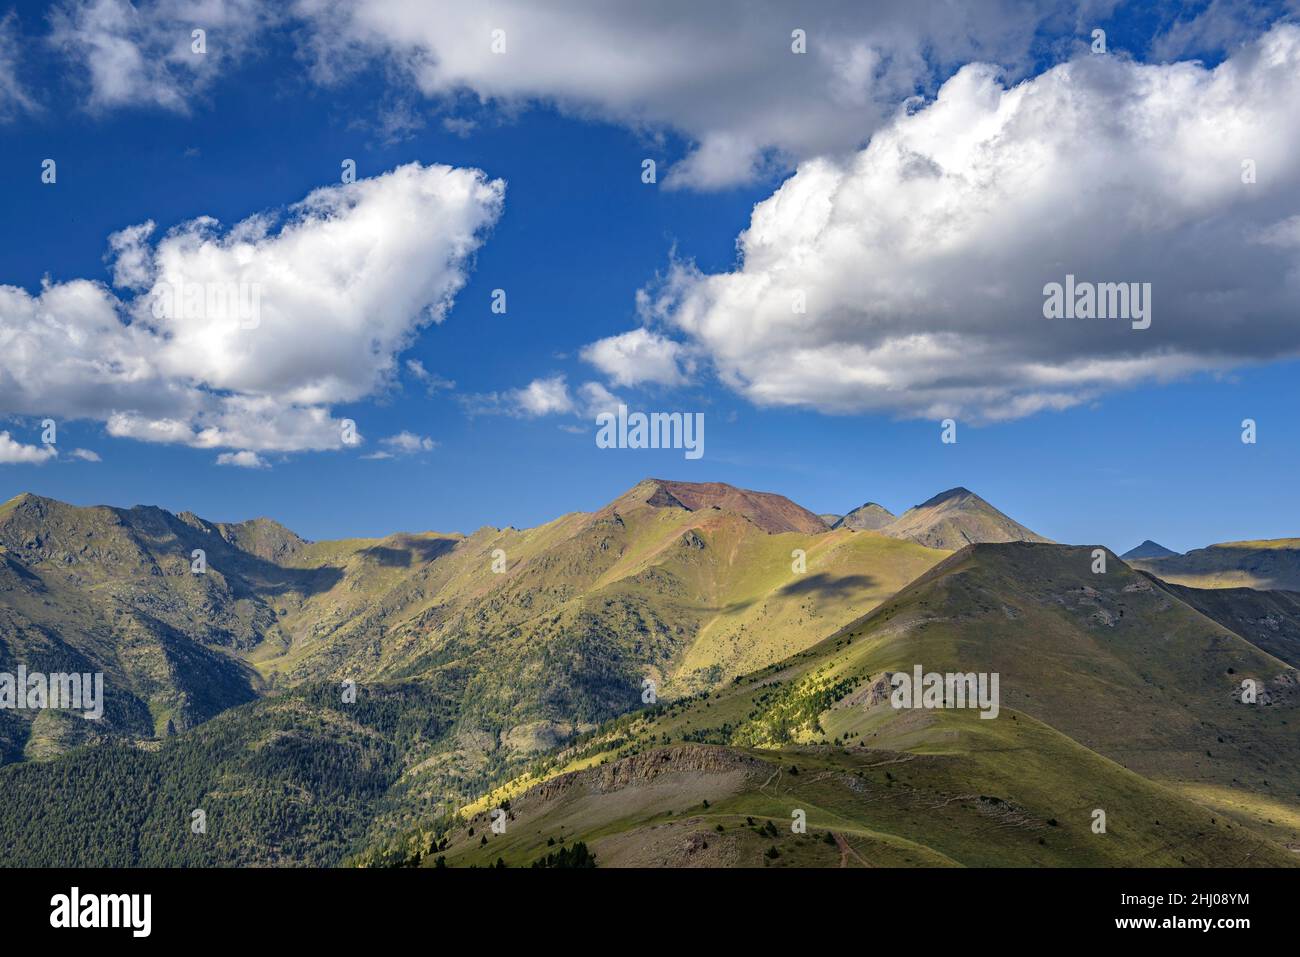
(1121, 540), (1179, 560)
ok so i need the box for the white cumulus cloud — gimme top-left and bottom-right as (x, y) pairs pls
(635, 24), (1300, 419)
(581, 328), (690, 387)
(511, 375), (575, 417)
(0, 432), (57, 465)
(0, 162), (504, 454)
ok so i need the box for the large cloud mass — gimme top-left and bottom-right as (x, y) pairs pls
(50, 0), (1114, 188)
(633, 24), (1300, 419)
(0, 163), (504, 454)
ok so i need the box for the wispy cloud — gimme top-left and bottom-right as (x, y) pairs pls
(363, 431), (438, 459)
(406, 359), (456, 393)
(461, 376), (621, 420)
(0, 11), (36, 120)
(216, 450), (268, 468)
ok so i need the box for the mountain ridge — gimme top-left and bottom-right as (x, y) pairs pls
(0, 481), (948, 770)
(626, 478), (830, 534)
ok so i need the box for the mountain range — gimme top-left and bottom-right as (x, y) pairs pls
(0, 479), (1296, 867)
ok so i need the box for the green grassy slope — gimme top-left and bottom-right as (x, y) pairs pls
(0, 481), (956, 865)
(417, 542), (1299, 868)
(830, 544), (1300, 799)
(427, 709), (1296, 868)
(242, 480), (948, 786)
(257, 479), (945, 695)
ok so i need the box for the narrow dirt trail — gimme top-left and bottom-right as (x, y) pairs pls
(833, 831), (872, 867)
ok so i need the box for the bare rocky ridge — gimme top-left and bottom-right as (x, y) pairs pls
(631, 478), (830, 534)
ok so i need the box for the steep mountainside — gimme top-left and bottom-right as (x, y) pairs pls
(1130, 539), (1300, 591)
(1160, 580), (1300, 668)
(877, 488), (1051, 550)
(0, 494), (272, 760)
(255, 477), (946, 725)
(0, 480), (955, 865)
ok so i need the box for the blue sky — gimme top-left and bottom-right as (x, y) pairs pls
(1, 0), (1298, 553)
